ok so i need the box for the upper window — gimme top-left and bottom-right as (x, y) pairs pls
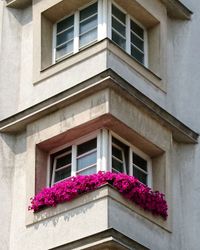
(49, 130), (151, 186)
(54, 2), (98, 62)
(53, 1), (147, 65)
(111, 4), (146, 65)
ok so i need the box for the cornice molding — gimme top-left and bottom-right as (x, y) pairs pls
(0, 69), (198, 144)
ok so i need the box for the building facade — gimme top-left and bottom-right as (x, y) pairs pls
(0, 0), (199, 249)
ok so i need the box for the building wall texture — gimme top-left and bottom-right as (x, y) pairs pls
(0, 0), (200, 249)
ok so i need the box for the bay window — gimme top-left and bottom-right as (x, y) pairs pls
(53, 0), (147, 65)
(50, 130), (152, 186)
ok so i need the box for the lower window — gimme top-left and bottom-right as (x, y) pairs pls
(49, 130), (152, 186)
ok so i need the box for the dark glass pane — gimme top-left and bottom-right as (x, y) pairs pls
(56, 41), (73, 59)
(133, 167), (147, 184)
(80, 14), (97, 34)
(112, 146), (123, 160)
(54, 166), (71, 182)
(112, 17), (126, 37)
(133, 153), (147, 171)
(78, 166), (96, 175)
(131, 45), (144, 64)
(77, 138), (97, 156)
(131, 32), (144, 51)
(56, 153), (71, 169)
(57, 15), (74, 33)
(112, 158), (124, 173)
(112, 30), (126, 50)
(56, 28), (74, 46)
(112, 5), (125, 24)
(131, 20), (144, 39)
(80, 2), (97, 21)
(77, 151), (97, 170)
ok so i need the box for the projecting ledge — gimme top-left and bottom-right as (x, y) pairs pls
(6, 0), (31, 9)
(50, 228), (149, 250)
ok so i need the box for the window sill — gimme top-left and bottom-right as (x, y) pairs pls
(26, 184), (171, 232)
(34, 39), (165, 92)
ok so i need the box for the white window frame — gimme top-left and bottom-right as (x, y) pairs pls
(52, 0), (148, 66)
(109, 131), (152, 187)
(48, 129), (152, 187)
(109, 0), (148, 67)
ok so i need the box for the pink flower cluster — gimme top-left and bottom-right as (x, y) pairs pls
(29, 172), (168, 219)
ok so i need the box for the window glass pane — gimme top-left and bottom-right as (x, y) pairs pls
(56, 28), (74, 46)
(56, 41), (73, 59)
(57, 15), (74, 33)
(131, 33), (144, 51)
(80, 2), (97, 21)
(112, 5), (125, 24)
(54, 166), (71, 183)
(77, 151), (97, 171)
(131, 45), (144, 64)
(112, 146), (123, 161)
(112, 158), (124, 173)
(80, 28), (97, 47)
(131, 20), (144, 39)
(112, 17), (126, 37)
(78, 166), (96, 175)
(80, 14), (97, 34)
(112, 30), (126, 50)
(132, 167), (147, 185)
(133, 153), (147, 171)
(77, 138), (97, 156)
(56, 153), (71, 169)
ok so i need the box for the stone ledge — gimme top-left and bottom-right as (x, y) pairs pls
(6, 0), (31, 9)
(0, 69), (198, 144)
(50, 228), (149, 250)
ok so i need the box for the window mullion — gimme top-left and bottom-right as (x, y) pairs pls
(129, 148), (133, 176)
(97, 131), (101, 172)
(107, 0), (112, 39)
(126, 14), (131, 54)
(74, 11), (79, 53)
(71, 145), (77, 176)
(100, 129), (109, 172)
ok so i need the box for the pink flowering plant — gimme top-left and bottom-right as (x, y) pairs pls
(29, 172), (168, 219)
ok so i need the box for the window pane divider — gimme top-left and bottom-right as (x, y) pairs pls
(131, 30), (144, 41)
(130, 43), (144, 54)
(55, 164), (71, 172)
(112, 14), (126, 27)
(77, 148), (97, 159)
(76, 164), (96, 173)
(112, 28), (126, 39)
(79, 26), (98, 36)
(80, 13), (98, 23)
(56, 39), (74, 49)
(132, 163), (148, 174)
(56, 25), (74, 35)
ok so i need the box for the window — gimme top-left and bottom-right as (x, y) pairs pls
(111, 4), (146, 65)
(54, 2), (98, 62)
(50, 137), (97, 185)
(50, 130), (152, 186)
(53, 1), (147, 65)
(111, 136), (151, 185)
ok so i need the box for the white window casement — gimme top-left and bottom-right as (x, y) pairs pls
(53, 0), (147, 66)
(49, 129), (152, 187)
